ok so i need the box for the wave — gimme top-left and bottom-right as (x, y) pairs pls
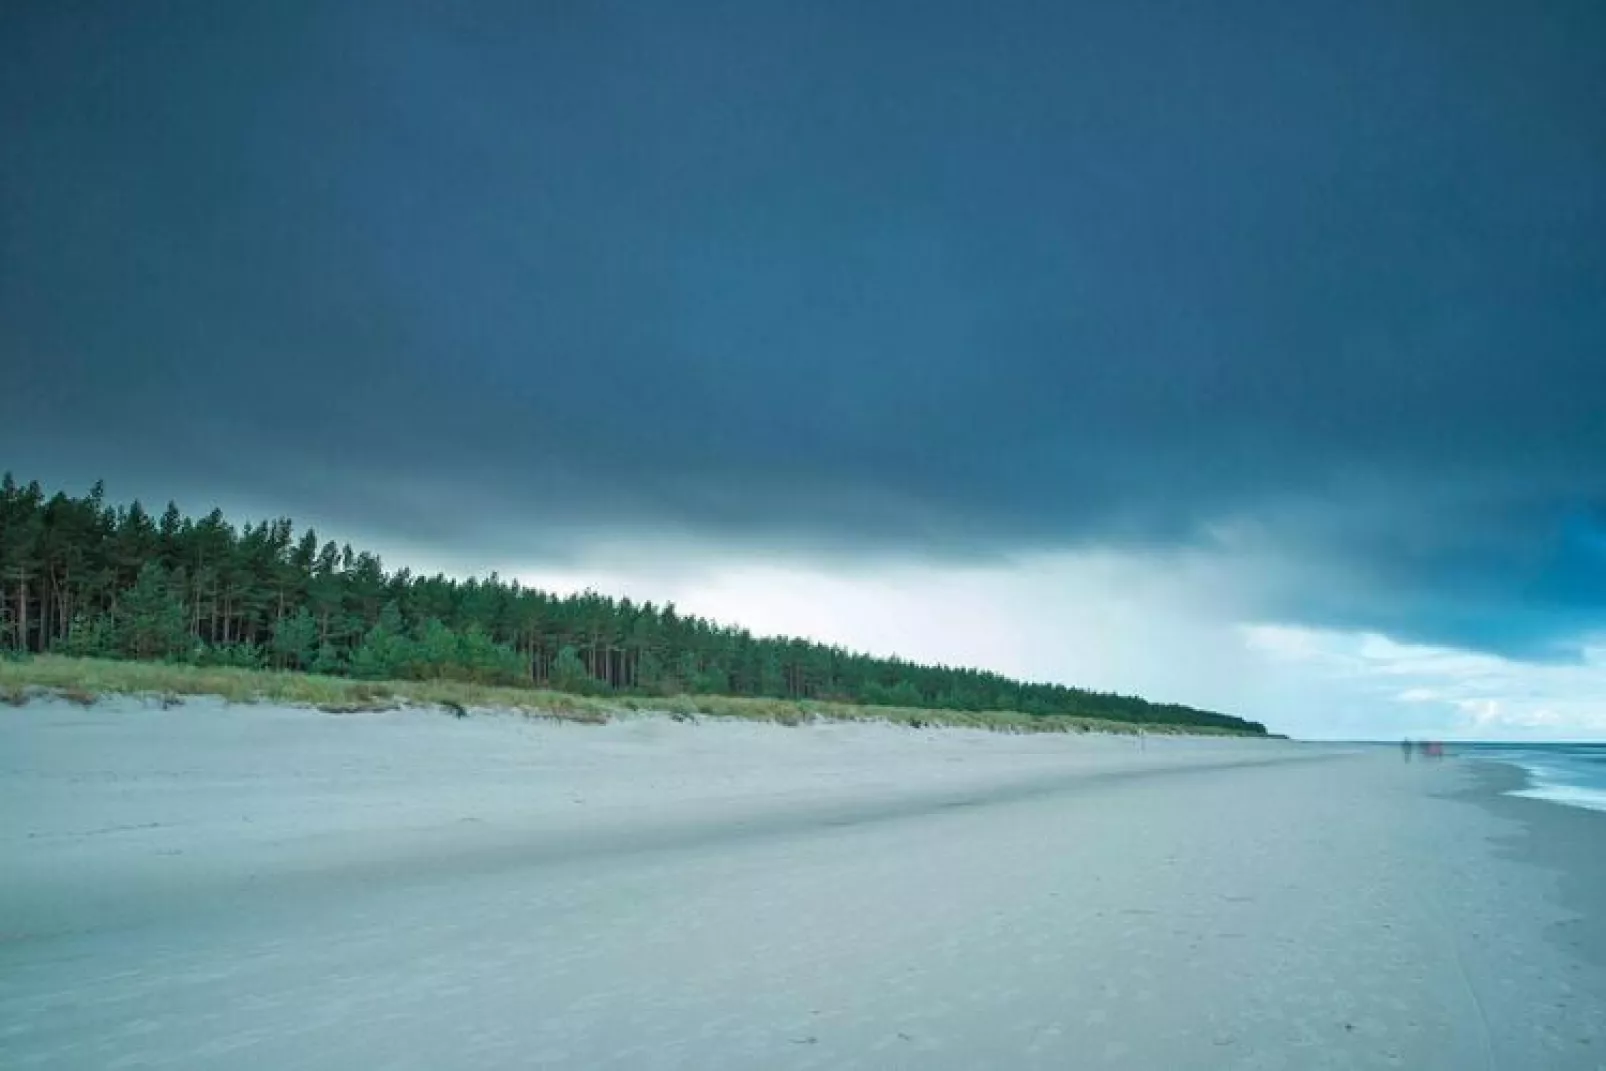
(1479, 746), (1606, 815)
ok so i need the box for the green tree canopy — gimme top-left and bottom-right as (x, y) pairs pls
(0, 474), (1268, 734)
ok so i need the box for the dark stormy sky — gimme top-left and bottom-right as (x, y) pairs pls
(3, 2), (1604, 734)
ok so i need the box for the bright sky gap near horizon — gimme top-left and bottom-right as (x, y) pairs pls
(2, 2), (1603, 739)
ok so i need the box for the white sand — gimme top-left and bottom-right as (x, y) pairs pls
(2, 699), (1602, 1068)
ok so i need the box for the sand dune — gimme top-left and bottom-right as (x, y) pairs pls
(2, 699), (1602, 1068)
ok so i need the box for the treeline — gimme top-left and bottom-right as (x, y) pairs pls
(0, 475), (1266, 733)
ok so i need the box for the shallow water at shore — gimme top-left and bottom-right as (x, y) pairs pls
(1456, 742), (1606, 814)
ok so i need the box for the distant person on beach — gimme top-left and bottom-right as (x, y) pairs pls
(1402, 738), (1414, 762)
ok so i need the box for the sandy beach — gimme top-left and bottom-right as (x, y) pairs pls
(2, 700), (1603, 1069)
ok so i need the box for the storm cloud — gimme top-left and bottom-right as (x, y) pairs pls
(4, 1), (1604, 656)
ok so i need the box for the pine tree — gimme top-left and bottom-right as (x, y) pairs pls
(271, 606), (318, 671)
(549, 645), (589, 692)
(310, 640), (345, 676)
(116, 562), (190, 661)
(349, 601), (412, 680)
(62, 612), (114, 658)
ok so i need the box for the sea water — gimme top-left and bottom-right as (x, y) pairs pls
(1459, 742), (1606, 814)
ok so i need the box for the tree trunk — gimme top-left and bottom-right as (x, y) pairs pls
(36, 577), (49, 653)
(55, 566), (72, 646)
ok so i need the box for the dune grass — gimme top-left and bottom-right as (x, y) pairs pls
(0, 654), (1256, 736)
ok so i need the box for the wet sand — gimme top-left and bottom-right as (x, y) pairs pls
(2, 700), (1603, 1069)
(1463, 761), (1606, 975)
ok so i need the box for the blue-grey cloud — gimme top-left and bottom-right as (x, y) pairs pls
(3, 0), (1604, 655)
